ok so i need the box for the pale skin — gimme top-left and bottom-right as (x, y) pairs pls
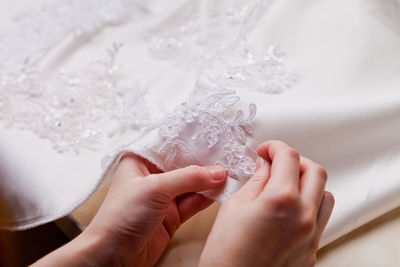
(32, 140), (334, 267)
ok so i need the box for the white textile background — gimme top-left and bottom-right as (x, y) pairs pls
(0, 0), (400, 251)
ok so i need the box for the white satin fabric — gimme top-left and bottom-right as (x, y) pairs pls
(1, 0), (400, 251)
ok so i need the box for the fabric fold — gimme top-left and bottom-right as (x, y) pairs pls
(101, 77), (258, 203)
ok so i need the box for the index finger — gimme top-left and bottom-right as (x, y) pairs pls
(256, 140), (300, 194)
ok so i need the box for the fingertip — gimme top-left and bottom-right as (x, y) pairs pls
(256, 141), (271, 160)
(116, 153), (149, 177)
(118, 153), (137, 168)
(206, 166), (227, 182)
(316, 191), (335, 237)
(255, 157), (264, 172)
(252, 157), (270, 180)
(324, 191), (335, 208)
(158, 165), (227, 198)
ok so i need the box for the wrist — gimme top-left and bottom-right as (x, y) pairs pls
(68, 228), (121, 267)
(32, 228), (120, 267)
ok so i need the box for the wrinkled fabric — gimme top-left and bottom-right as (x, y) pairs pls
(0, 0), (400, 253)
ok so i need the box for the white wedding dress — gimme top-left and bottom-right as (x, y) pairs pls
(1, 0), (400, 253)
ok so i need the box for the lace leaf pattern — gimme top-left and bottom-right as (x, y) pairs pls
(206, 46), (297, 94)
(0, 0), (150, 153)
(146, 0), (296, 94)
(0, 44), (150, 153)
(226, 103), (256, 145)
(146, 84), (257, 181)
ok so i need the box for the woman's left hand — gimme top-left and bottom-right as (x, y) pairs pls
(33, 153), (227, 267)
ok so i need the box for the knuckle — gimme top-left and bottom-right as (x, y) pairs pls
(298, 215), (316, 235)
(186, 164), (202, 173)
(186, 165), (207, 179)
(270, 189), (299, 209)
(314, 165), (328, 180)
(270, 140), (288, 150)
(287, 148), (300, 160)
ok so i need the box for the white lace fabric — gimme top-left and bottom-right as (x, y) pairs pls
(0, 0), (150, 153)
(0, 44), (149, 153)
(102, 78), (258, 202)
(1, 0), (288, 229)
(97, 0), (294, 201)
(146, 0), (296, 93)
(0, 0), (293, 154)
(2, 1), (400, 259)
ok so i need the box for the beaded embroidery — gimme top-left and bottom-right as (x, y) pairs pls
(143, 84), (257, 180)
(1, 0), (296, 159)
(0, 0), (148, 153)
(0, 44), (150, 153)
(146, 0), (296, 93)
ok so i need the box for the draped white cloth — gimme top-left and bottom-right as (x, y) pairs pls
(1, 0), (400, 250)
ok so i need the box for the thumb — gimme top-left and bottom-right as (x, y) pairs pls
(151, 165), (227, 199)
(115, 153), (150, 178)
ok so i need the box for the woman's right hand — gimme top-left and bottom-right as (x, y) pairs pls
(200, 140), (334, 267)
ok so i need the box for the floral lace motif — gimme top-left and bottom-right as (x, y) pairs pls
(1, 0), (296, 158)
(0, 44), (150, 153)
(0, 0), (149, 153)
(146, 84), (257, 180)
(146, 0), (296, 93)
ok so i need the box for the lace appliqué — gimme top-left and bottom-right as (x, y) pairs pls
(0, 44), (150, 153)
(205, 46), (297, 94)
(146, 0), (296, 94)
(146, 85), (257, 180)
(0, 0), (150, 153)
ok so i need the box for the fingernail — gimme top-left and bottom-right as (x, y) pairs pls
(256, 157), (265, 172)
(207, 166), (227, 181)
(255, 157), (269, 180)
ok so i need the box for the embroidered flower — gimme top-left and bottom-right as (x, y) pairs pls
(159, 137), (190, 167)
(151, 85), (257, 175)
(224, 103), (256, 144)
(0, 44), (150, 153)
(218, 141), (256, 180)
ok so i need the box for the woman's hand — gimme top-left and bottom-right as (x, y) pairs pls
(33, 154), (227, 267)
(200, 140), (334, 267)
